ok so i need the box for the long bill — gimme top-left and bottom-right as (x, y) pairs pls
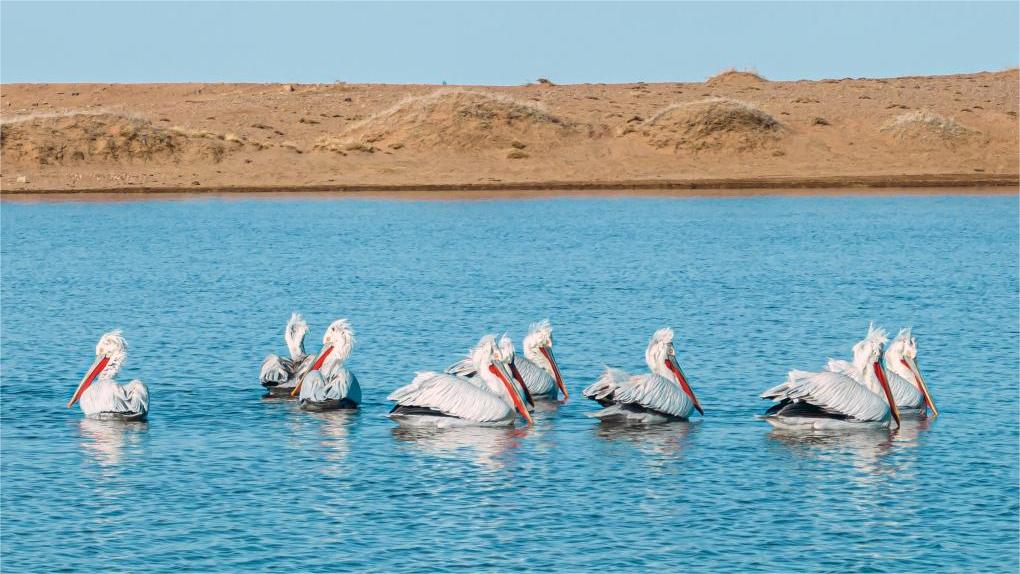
(508, 360), (535, 408)
(873, 361), (901, 428)
(539, 346), (568, 400)
(67, 355), (109, 408)
(489, 362), (534, 425)
(902, 356), (938, 417)
(290, 345), (334, 397)
(665, 358), (704, 415)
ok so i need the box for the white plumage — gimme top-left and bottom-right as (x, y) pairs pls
(68, 331), (149, 421)
(259, 313), (314, 396)
(883, 327), (938, 417)
(517, 320), (568, 400)
(445, 334), (535, 412)
(391, 335), (533, 427)
(295, 319), (361, 411)
(761, 324), (901, 429)
(582, 328), (703, 423)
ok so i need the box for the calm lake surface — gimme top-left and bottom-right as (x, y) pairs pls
(2, 192), (1018, 573)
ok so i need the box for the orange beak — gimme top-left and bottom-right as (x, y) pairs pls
(539, 346), (568, 400)
(68, 355), (109, 408)
(489, 363), (534, 425)
(509, 361), (535, 408)
(290, 345), (333, 397)
(901, 357), (938, 418)
(874, 361), (901, 428)
(665, 358), (703, 415)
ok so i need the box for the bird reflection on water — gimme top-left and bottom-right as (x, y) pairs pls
(766, 417), (933, 478)
(390, 424), (531, 470)
(593, 420), (697, 459)
(78, 418), (148, 468)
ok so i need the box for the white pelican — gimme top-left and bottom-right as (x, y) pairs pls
(762, 325), (901, 430)
(67, 331), (149, 421)
(515, 320), (568, 400)
(883, 328), (938, 417)
(582, 328), (704, 423)
(259, 313), (314, 397)
(446, 334), (535, 412)
(290, 319), (362, 411)
(389, 335), (534, 427)
(826, 327), (938, 418)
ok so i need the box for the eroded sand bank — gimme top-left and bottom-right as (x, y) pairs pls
(1, 70), (1017, 194)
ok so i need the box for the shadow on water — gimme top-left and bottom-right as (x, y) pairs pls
(77, 418), (149, 467)
(390, 423), (531, 469)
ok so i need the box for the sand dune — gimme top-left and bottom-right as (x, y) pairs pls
(315, 89), (592, 157)
(0, 112), (252, 166)
(1, 70), (1016, 193)
(633, 98), (784, 153)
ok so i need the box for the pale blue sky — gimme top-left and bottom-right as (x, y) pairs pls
(2, 1), (1017, 84)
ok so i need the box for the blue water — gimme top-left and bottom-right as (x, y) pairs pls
(1, 193), (1018, 573)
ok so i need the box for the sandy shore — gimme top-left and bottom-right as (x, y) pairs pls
(1, 70), (1017, 194)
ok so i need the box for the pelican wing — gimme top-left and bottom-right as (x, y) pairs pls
(825, 359), (921, 408)
(612, 374), (694, 418)
(763, 370), (889, 422)
(120, 379), (149, 415)
(444, 357), (477, 379)
(515, 356), (556, 396)
(583, 367), (630, 401)
(260, 354), (293, 386)
(886, 370), (923, 408)
(388, 372), (513, 422)
(299, 365), (361, 403)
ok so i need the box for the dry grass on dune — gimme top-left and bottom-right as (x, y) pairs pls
(0, 112), (254, 165)
(880, 109), (977, 147)
(706, 68), (768, 86)
(632, 98), (784, 153)
(314, 89), (589, 156)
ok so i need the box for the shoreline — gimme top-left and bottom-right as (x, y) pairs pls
(1, 174), (1016, 202)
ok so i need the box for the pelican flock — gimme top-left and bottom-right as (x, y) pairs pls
(761, 325), (902, 430)
(68, 331), (149, 421)
(389, 335), (533, 427)
(67, 317), (939, 437)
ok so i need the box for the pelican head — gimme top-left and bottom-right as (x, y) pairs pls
(290, 318), (354, 397)
(499, 334), (536, 408)
(473, 335), (533, 425)
(886, 327), (938, 417)
(853, 323), (900, 427)
(522, 319), (567, 399)
(851, 323), (889, 369)
(68, 330), (127, 408)
(284, 312), (309, 359)
(498, 334), (516, 364)
(644, 327), (703, 415)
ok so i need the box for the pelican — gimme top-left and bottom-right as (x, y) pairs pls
(515, 320), (568, 400)
(290, 319), (362, 411)
(582, 328), (704, 423)
(883, 328), (938, 417)
(826, 327), (938, 418)
(389, 335), (534, 427)
(761, 325), (901, 430)
(67, 331), (149, 421)
(446, 334), (535, 412)
(259, 313), (314, 397)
